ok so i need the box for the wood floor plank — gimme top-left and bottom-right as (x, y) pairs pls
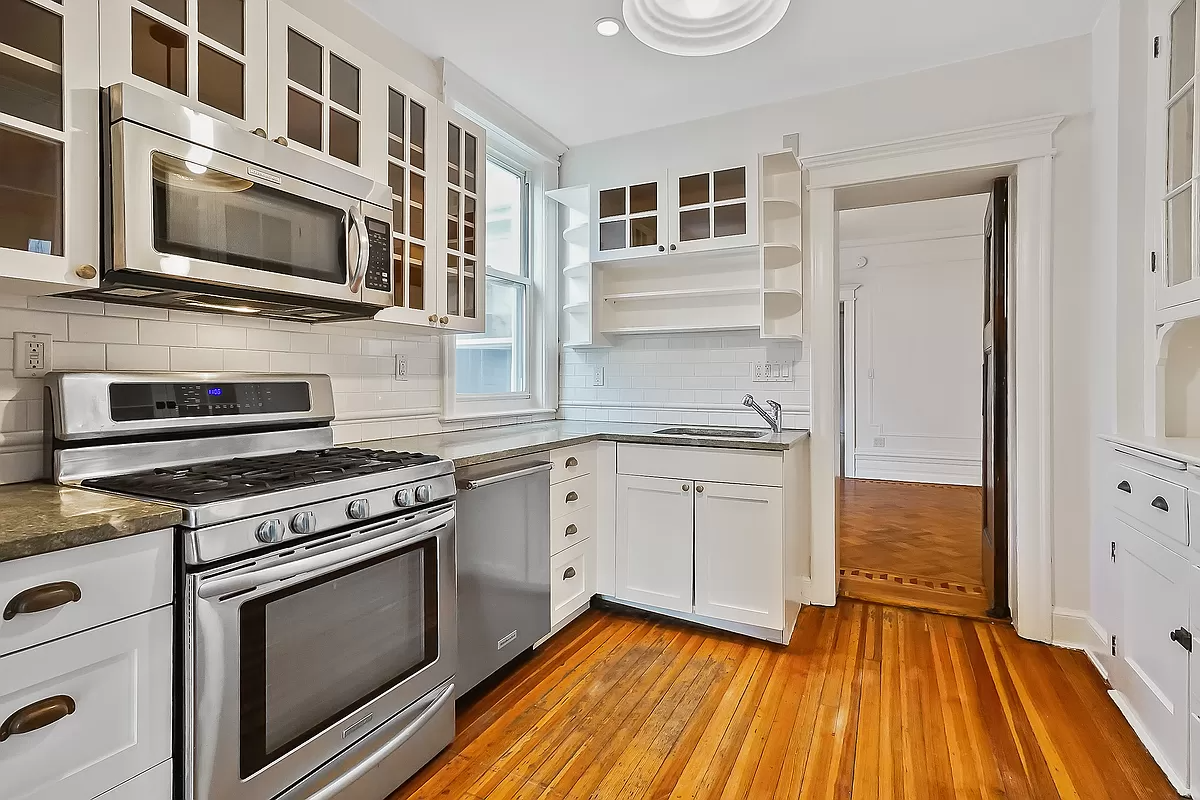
(389, 603), (1178, 800)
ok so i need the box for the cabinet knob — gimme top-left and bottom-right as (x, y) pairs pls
(273, 136), (289, 147)
(251, 127), (267, 138)
(563, 567), (577, 581)
(428, 314), (439, 324)
(0, 695), (75, 742)
(670, 244), (677, 251)
(696, 485), (704, 493)
(439, 316), (449, 325)
(682, 484), (690, 492)
(658, 245), (665, 252)
(565, 524), (578, 536)
(74, 264), (97, 280)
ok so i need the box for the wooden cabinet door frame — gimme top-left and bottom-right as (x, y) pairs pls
(615, 474), (694, 613)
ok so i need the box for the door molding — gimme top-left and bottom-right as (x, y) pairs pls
(839, 285), (860, 478)
(804, 115), (1063, 643)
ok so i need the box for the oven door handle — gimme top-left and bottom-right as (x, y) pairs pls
(196, 507), (453, 600)
(348, 206), (369, 293)
(303, 681), (455, 800)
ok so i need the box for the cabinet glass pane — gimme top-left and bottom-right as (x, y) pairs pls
(388, 162), (404, 233)
(0, 124), (62, 256)
(393, 237), (405, 306)
(142, 0), (186, 24)
(328, 107), (359, 165)
(329, 53), (359, 112)
(1169, 90), (1194, 191)
(287, 29), (322, 94)
(714, 203), (747, 237)
(599, 188), (625, 219)
(197, 43), (244, 118)
(447, 189), (460, 251)
(599, 220), (625, 251)
(630, 215), (657, 247)
(3, 0), (63, 65)
(1172, 0), (1197, 96)
(197, 0), (244, 54)
(678, 174), (709, 207)
(409, 172), (425, 240)
(286, 87), (321, 150)
(132, 10), (187, 95)
(1167, 187), (1193, 286)
(629, 182), (657, 214)
(0, 50), (61, 130)
(464, 196), (475, 256)
(714, 167), (746, 202)
(388, 89), (405, 159)
(464, 259), (476, 318)
(464, 133), (477, 193)
(446, 254), (459, 315)
(410, 102), (425, 170)
(679, 208), (709, 241)
(408, 243), (425, 309)
(447, 123), (460, 187)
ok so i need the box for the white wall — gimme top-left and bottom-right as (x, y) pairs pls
(560, 35), (1095, 615)
(841, 196), (987, 486)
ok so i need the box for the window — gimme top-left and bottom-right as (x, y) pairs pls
(454, 158), (529, 395)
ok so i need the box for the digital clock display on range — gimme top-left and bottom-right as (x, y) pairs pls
(207, 387), (224, 397)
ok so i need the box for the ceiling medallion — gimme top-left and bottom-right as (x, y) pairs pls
(621, 0), (791, 57)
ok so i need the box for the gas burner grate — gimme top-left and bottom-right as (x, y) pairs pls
(82, 447), (441, 505)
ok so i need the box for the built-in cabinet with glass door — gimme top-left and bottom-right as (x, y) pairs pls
(0, 0), (99, 293)
(440, 110), (487, 333)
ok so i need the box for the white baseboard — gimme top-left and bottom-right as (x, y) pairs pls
(1051, 608), (1109, 682)
(852, 450), (981, 486)
(1109, 690), (1191, 796)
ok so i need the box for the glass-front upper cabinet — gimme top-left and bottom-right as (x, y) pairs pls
(1154, 0), (1200, 312)
(265, 0), (385, 182)
(440, 109), (486, 333)
(0, 0), (99, 291)
(100, 0), (267, 130)
(668, 163), (758, 254)
(592, 179), (668, 262)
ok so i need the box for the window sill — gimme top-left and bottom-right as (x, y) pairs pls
(440, 406), (556, 423)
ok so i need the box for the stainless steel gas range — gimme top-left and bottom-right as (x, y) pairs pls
(45, 372), (456, 800)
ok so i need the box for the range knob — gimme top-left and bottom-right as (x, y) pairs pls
(395, 488), (414, 507)
(347, 499), (370, 520)
(256, 519), (285, 544)
(290, 511), (318, 535)
(415, 484), (432, 504)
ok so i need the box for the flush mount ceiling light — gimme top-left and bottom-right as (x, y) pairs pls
(596, 17), (623, 36)
(622, 0), (791, 56)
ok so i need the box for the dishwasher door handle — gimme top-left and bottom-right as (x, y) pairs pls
(458, 462), (552, 491)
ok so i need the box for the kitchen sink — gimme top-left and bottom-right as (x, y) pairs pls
(652, 427), (771, 439)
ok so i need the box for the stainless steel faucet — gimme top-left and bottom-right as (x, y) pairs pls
(742, 394), (783, 433)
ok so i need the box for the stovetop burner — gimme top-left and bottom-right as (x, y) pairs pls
(82, 447), (441, 505)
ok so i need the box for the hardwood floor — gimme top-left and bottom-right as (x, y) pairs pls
(839, 479), (991, 618)
(390, 604), (1175, 800)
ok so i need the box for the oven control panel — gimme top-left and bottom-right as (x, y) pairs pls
(363, 217), (392, 293)
(109, 381), (311, 421)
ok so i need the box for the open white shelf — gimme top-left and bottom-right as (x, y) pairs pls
(552, 184), (606, 348)
(601, 323), (760, 336)
(603, 286), (759, 303)
(563, 300), (590, 312)
(547, 185), (590, 213)
(563, 262), (590, 276)
(759, 149), (803, 341)
(762, 151), (803, 175)
(763, 197), (802, 214)
(563, 222), (589, 247)
(763, 242), (802, 270)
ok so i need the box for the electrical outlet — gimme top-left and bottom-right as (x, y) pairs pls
(873, 437), (886, 448)
(592, 366), (605, 387)
(14, 332), (51, 378)
(394, 354), (408, 380)
(753, 362), (766, 382)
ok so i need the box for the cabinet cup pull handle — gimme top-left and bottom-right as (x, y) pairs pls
(565, 524), (578, 536)
(0, 695), (75, 742)
(565, 491), (579, 502)
(273, 136), (289, 146)
(1151, 496), (1169, 512)
(4, 581), (82, 620)
(251, 127), (267, 137)
(563, 567), (577, 580)
(565, 457), (578, 467)
(1116, 481), (1131, 494)
(682, 484), (690, 491)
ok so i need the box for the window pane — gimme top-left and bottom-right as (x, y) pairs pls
(1172, 0), (1197, 96)
(486, 160), (523, 276)
(456, 280), (525, 395)
(197, 43), (244, 118)
(1168, 188), (1193, 286)
(287, 29), (322, 94)
(197, 0), (244, 54)
(132, 10), (187, 95)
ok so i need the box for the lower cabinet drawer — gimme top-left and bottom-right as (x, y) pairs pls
(552, 506), (593, 557)
(552, 474), (594, 520)
(551, 538), (594, 627)
(0, 607), (172, 800)
(1111, 462), (1189, 546)
(96, 760), (172, 799)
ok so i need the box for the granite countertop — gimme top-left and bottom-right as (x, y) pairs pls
(361, 421), (810, 469)
(0, 483), (182, 564)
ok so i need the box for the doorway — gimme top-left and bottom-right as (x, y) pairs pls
(833, 192), (1000, 619)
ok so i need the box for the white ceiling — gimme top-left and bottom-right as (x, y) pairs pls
(348, 0), (1106, 148)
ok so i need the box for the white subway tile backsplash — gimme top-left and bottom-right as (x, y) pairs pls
(270, 351), (310, 373)
(197, 324), (247, 349)
(105, 344), (171, 371)
(52, 342), (106, 371)
(104, 303), (169, 320)
(0, 309), (68, 339)
(140, 320), (198, 347)
(68, 315), (139, 344)
(249, 329), (293, 351)
(222, 349), (272, 372)
(28, 296), (105, 315)
(170, 347), (224, 372)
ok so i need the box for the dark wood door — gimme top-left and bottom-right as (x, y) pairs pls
(982, 177), (1010, 619)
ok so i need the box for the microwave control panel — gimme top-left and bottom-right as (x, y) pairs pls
(364, 218), (392, 293)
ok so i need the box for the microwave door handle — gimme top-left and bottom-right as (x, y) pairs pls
(196, 507), (452, 600)
(348, 206), (369, 293)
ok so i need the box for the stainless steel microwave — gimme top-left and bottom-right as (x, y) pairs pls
(67, 84), (393, 322)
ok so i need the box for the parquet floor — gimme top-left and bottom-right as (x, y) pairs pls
(389, 604), (1175, 799)
(839, 479), (990, 618)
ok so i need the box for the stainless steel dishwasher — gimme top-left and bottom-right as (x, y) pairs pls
(455, 456), (551, 696)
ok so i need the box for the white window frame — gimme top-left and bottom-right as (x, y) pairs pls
(441, 118), (559, 421)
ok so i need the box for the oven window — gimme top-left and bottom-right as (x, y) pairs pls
(151, 151), (348, 284)
(239, 538), (438, 776)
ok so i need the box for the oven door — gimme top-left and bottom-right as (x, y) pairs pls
(112, 119), (386, 307)
(185, 504), (455, 800)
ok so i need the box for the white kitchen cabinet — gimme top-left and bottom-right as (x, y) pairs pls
(438, 108), (487, 333)
(693, 481), (784, 629)
(668, 163), (758, 254)
(0, 0), (100, 294)
(100, 0), (268, 131)
(593, 179), (668, 261)
(551, 537), (595, 627)
(615, 474), (695, 614)
(265, 0), (386, 182)
(95, 760), (172, 799)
